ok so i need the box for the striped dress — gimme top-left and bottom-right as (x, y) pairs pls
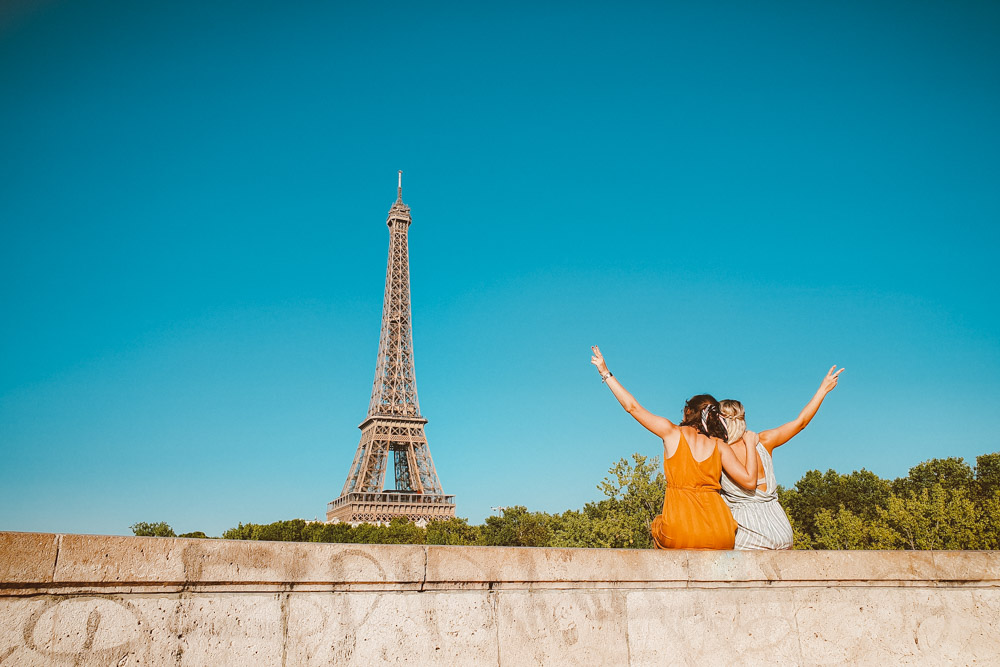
(720, 441), (794, 550)
(651, 430), (737, 550)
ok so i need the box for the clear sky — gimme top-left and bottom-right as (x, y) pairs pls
(2, 1), (998, 537)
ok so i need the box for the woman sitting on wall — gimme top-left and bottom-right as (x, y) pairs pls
(590, 346), (757, 550)
(719, 366), (844, 550)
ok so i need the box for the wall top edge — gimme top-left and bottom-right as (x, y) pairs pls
(1, 532), (997, 588)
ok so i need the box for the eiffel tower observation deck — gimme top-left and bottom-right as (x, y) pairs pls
(327, 173), (456, 525)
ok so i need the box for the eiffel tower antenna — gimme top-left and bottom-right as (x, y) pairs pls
(327, 173), (456, 525)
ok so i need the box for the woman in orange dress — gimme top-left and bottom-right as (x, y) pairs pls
(590, 346), (758, 549)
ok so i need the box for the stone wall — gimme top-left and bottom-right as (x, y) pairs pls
(1, 531), (998, 665)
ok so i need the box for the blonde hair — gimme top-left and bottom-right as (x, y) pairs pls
(719, 399), (746, 445)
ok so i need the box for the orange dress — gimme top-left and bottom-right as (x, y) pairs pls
(650, 431), (737, 550)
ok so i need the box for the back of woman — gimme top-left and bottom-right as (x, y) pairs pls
(719, 400), (794, 550)
(651, 401), (738, 550)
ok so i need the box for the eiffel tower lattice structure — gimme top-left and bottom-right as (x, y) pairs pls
(327, 173), (456, 525)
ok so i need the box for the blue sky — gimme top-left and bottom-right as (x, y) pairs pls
(2, 1), (998, 536)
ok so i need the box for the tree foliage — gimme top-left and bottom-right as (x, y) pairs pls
(786, 454), (999, 550)
(780, 468), (890, 536)
(137, 449), (999, 550)
(481, 506), (552, 547)
(130, 521), (176, 537)
(426, 517), (482, 545)
(588, 453), (665, 548)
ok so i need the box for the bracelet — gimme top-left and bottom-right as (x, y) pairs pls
(601, 371), (613, 383)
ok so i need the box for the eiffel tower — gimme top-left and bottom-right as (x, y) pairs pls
(327, 173), (456, 525)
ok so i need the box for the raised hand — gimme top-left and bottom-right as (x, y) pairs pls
(819, 365), (845, 395)
(760, 366), (845, 452)
(591, 345), (609, 375)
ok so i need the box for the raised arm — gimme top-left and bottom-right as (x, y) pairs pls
(719, 431), (760, 489)
(591, 346), (676, 438)
(759, 365), (844, 453)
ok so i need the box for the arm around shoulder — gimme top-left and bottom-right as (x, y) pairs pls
(720, 433), (759, 490)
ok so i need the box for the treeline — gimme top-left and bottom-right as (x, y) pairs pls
(133, 450), (1000, 550)
(780, 452), (1000, 549)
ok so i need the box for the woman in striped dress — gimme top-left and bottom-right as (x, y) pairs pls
(590, 346), (759, 549)
(719, 365), (845, 550)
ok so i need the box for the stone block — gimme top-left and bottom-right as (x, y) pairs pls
(0, 595), (182, 666)
(626, 588), (802, 665)
(496, 590), (628, 665)
(0, 532), (58, 584)
(54, 534), (188, 584)
(930, 550), (1000, 583)
(793, 587), (1000, 664)
(174, 539), (425, 588)
(0, 597), (50, 666)
(685, 549), (941, 584)
(171, 594), (285, 665)
(54, 535), (425, 588)
(284, 591), (498, 665)
(426, 545), (687, 588)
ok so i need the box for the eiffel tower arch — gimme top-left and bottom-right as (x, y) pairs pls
(326, 173), (456, 526)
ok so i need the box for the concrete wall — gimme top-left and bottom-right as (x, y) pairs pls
(1, 531), (998, 665)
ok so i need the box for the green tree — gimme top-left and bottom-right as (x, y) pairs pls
(785, 512), (814, 550)
(879, 485), (979, 550)
(221, 522), (255, 540)
(892, 457), (974, 497)
(304, 522), (355, 543)
(547, 509), (600, 548)
(781, 469), (891, 539)
(813, 506), (868, 550)
(426, 517), (481, 546)
(974, 452), (1000, 502)
(178, 531), (208, 539)
(254, 519), (309, 542)
(350, 522), (381, 544)
(130, 522), (176, 537)
(481, 506), (552, 547)
(380, 517), (426, 544)
(812, 505), (900, 550)
(976, 489), (1000, 550)
(586, 453), (665, 549)
(220, 520), (311, 542)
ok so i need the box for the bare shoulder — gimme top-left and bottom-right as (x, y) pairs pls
(663, 426), (684, 445)
(758, 427), (781, 453)
(662, 426), (684, 457)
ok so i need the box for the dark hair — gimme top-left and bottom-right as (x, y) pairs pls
(680, 394), (728, 440)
